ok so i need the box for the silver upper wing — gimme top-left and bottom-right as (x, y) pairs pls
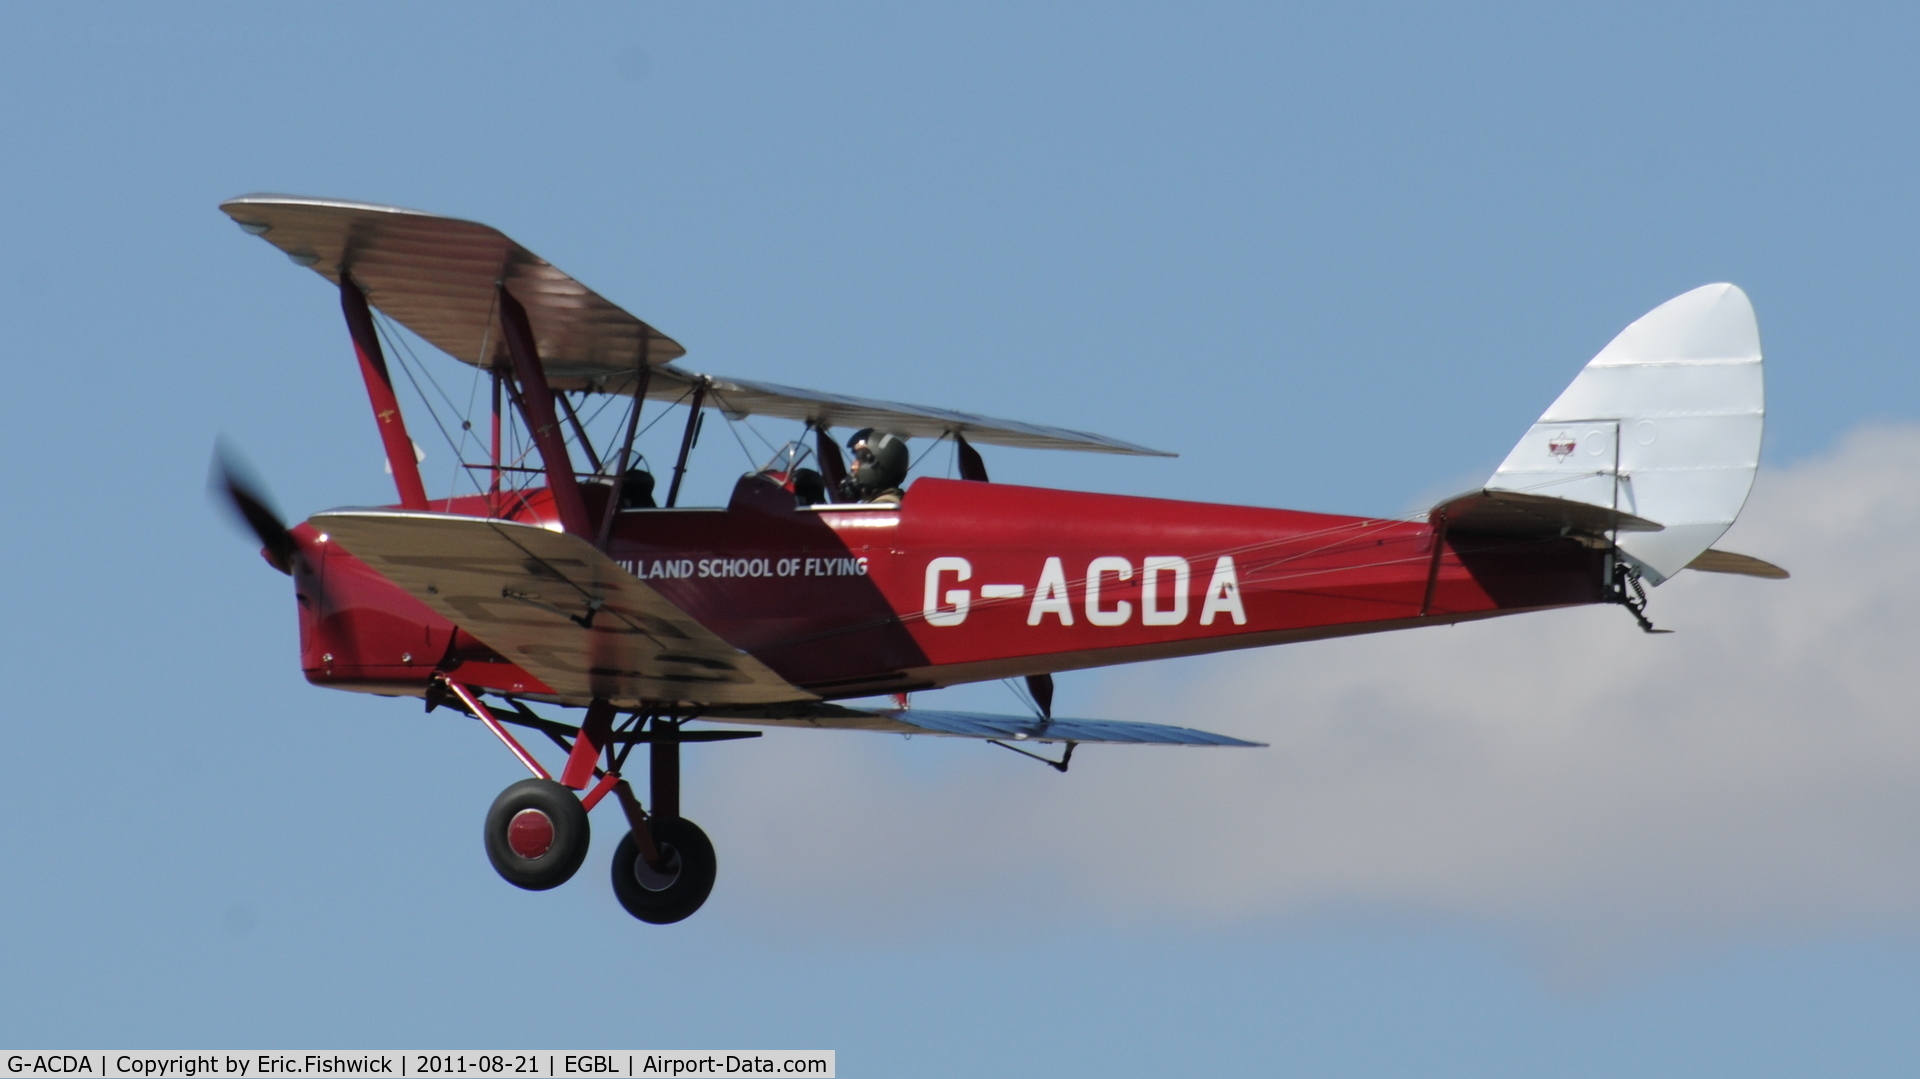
(222, 194), (686, 375)
(641, 365), (1173, 456)
(226, 194), (1172, 458)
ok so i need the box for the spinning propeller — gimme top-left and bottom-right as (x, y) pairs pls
(210, 441), (295, 575)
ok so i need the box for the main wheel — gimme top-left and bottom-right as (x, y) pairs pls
(484, 778), (590, 891)
(610, 817), (717, 924)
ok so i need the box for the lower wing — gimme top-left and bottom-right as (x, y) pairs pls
(702, 703), (1263, 747)
(313, 510), (815, 708)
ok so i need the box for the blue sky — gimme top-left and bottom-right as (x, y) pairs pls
(4, 3), (1920, 1073)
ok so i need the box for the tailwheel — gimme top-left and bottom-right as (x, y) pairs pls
(610, 817), (716, 924)
(484, 778), (590, 891)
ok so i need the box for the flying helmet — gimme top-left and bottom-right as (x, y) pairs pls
(846, 428), (909, 495)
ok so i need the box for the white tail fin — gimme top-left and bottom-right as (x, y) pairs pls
(1485, 284), (1764, 583)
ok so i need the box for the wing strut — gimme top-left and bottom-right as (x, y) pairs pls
(665, 377), (710, 508)
(957, 432), (990, 481)
(1419, 509), (1450, 617)
(597, 360), (652, 550)
(489, 369), (504, 505)
(498, 285), (592, 535)
(990, 737), (1077, 772)
(814, 424), (849, 492)
(555, 392), (603, 472)
(340, 274), (429, 509)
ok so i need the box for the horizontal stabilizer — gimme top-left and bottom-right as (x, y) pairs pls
(1684, 548), (1789, 579)
(311, 510), (813, 708)
(704, 704), (1264, 746)
(1434, 488), (1663, 537)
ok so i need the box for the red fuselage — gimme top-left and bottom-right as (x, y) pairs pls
(292, 476), (1604, 705)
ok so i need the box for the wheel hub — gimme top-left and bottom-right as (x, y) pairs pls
(634, 844), (683, 891)
(507, 808), (555, 859)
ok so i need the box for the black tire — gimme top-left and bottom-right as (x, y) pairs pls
(610, 817), (717, 924)
(484, 778), (590, 891)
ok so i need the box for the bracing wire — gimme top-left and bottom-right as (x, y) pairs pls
(371, 312), (495, 503)
(373, 317), (474, 498)
(454, 357), (485, 508)
(704, 388), (787, 469)
(638, 385), (694, 440)
(579, 387), (621, 429)
(599, 387), (652, 477)
(376, 311), (469, 419)
(904, 431), (952, 477)
(704, 390), (772, 457)
(359, 302), (788, 514)
(738, 414), (783, 457)
(1001, 678), (1042, 718)
(410, 359), (706, 508)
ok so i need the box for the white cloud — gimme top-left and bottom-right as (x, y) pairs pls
(701, 425), (1920, 963)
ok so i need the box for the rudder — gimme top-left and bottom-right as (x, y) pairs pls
(1483, 284), (1764, 583)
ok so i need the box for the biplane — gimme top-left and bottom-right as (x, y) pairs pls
(216, 195), (1785, 923)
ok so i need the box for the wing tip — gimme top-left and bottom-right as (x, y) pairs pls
(220, 192), (468, 224)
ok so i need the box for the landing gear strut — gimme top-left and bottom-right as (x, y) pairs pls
(608, 719), (718, 924)
(445, 679), (737, 923)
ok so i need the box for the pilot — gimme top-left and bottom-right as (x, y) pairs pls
(842, 428), (909, 504)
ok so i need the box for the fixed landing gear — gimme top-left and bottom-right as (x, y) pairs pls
(607, 716), (718, 924)
(442, 679), (748, 923)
